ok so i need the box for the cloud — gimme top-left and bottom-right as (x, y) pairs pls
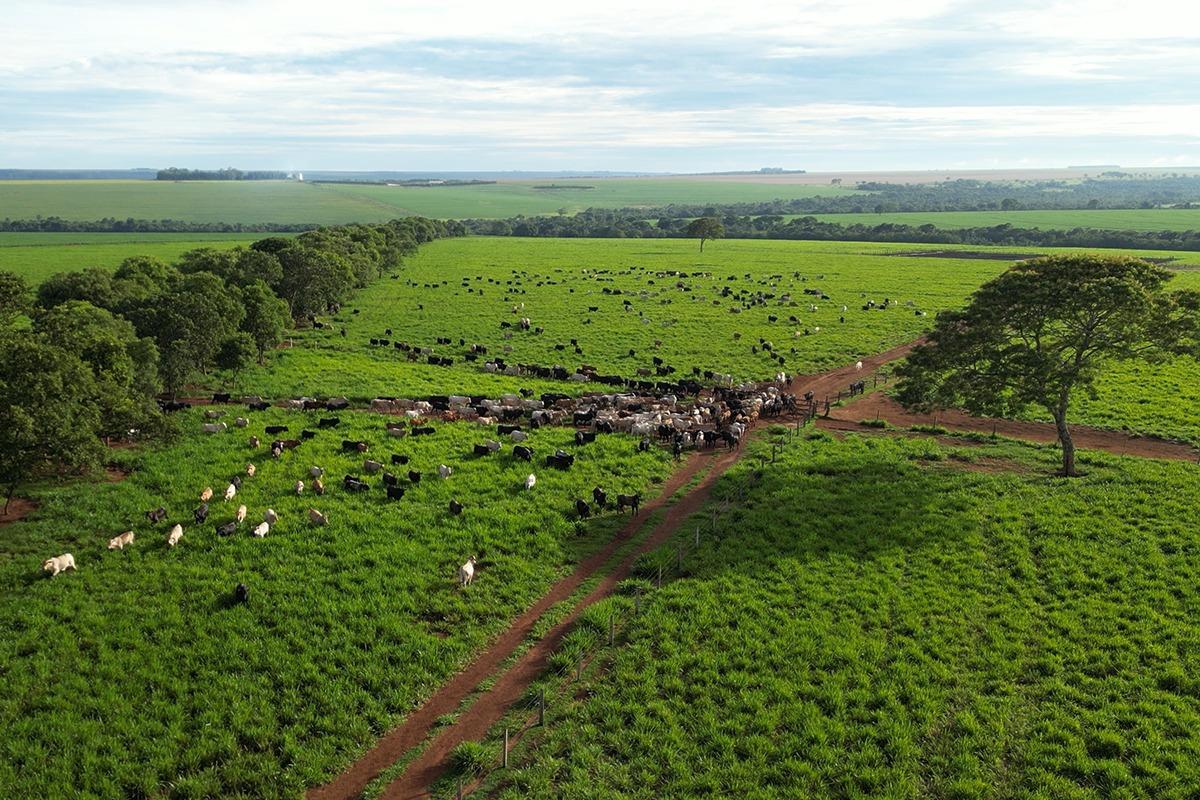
(1, 0), (1198, 169)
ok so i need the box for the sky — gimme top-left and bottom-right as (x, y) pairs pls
(2, 0), (1199, 172)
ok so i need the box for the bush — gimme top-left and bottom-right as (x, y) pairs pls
(450, 741), (492, 776)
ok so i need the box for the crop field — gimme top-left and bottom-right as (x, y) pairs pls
(483, 432), (1200, 799)
(0, 408), (670, 799)
(808, 208), (1200, 232)
(0, 233), (258, 285)
(0, 179), (855, 224)
(227, 237), (1012, 402)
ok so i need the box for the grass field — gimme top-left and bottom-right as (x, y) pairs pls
(809, 208), (1200, 232)
(0, 233), (258, 285)
(0, 408), (670, 799)
(0, 179), (855, 224)
(481, 432), (1200, 799)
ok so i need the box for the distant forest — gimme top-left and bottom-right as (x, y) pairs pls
(156, 168), (290, 181)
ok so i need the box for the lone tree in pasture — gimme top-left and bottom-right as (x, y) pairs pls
(685, 217), (724, 252)
(895, 254), (1200, 476)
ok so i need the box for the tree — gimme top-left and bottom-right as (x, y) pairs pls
(238, 281), (291, 363)
(0, 332), (104, 513)
(216, 332), (256, 384)
(0, 271), (30, 323)
(685, 217), (725, 252)
(895, 254), (1200, 476)
(36, 268), (117, 310)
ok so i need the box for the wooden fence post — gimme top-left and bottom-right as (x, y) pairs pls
(503, 727), (509, 768)
(609, 614), (615, 646)
(695, 525), (700, 548)
(457, 780), (463, 800)
(677, 543), (682, 572)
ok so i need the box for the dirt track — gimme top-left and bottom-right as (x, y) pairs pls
(826, 392), (1199, 462)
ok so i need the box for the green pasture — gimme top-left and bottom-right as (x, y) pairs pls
(0, 408), (670, 799)
(483, 432), (1200, 799)
(808, 208), (1200, 232)
(0, 233), (257, 285)
(0, 178), (854, 224)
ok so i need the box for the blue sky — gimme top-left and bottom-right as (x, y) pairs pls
(2, 0), (1198, 171)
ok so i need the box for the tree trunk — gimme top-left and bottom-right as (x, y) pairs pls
(4, 483), (15, 516)
(1053, 410), (1077, 477)
(699, 238), (705, 252)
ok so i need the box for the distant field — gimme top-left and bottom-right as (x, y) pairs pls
(0, 179), (855, 224)
(809, 208), (1200, 232)
(0, 234), (257, 285)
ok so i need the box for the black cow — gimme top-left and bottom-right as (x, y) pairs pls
(593, 487), (607, 508)
(637, 438), (652, 453)
(318, 417), (340, 428)
(234, 583), (250, 604)
(247, 401), (270, 411)
(408, 470), (422, 484)
(342, 440), (369, 452)
(575, 498), (591, 519)
(303, 400), (323, 411)
(326, 398), (350, 411)
(216, 521), (238, 537)
(386, 485), (406, 501)
(473, 443), (491, 456)
(449, 499), (464, 515)
(382, 472), (398, 486)
(300, 430), (316, 440)
(391, 453), (410, 465)
(230, 476), (243, 490)
(596, 420), (614, 434)
(546, 450), (574, 470)
(212, 393), (231, 404)
(573, 409), (595, 425)
(617, 493), (642, 515)
(411, 426), (436, 436)
(575, 430), (597, 445)
(497, 424), (521, 435)
(343, 475), (370, 493)
(193, 503), (209, 524)
(513, 445), (533, 461)
(265, 425), (288, 436)
(145, 506), (167, 524)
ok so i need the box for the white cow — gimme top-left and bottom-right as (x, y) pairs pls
(438, 464), (453, 479)
(234, 417), (249, 428)
(459, 556), (477, 587)
(263, 509), (278, 525)
(510, 430), (529, 442)
(309, 466), (324, 478)
(524, 473), (537, 490)
(107, 531), (135, 550)
(202, 422), (227, 434)
(224, 483), (237, 502)
(364, 459), (383, 474)
(167, 524), (183, 547)
(200, 487), (214, 502)
(236, 505), (247, 524)
(855, 360), (864, 372)
(246, 464), (256, 477)
(294, 480), (304, 496)
(42, 553), (76, 576)
(252, 522), (270, 538)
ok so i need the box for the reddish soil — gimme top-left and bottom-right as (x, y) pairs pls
(104, 466), (132, 482)
(826, 392), (1200, 462)
(0, 498), (37, 526)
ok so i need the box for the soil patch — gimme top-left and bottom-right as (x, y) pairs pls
(0, 498), (37, 526)
(104, 466), (132, 483)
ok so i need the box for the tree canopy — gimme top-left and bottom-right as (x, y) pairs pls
(685, 217), (725, 252)
(895, 253), (1200, 476)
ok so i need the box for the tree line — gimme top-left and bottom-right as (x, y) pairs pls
(0, 217), (459, 512)
(0, 218), (322, 233)
(156, 168), (290, 181)
(461, 209), (1200, 251)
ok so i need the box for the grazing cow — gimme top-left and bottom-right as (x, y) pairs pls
(250, 436), (261, 448)
(459, 556), (477, 587)
(234, 417), (249, 428)
(193, 503), (209, 524)
(204, 410), (225, 421)
(309, 508), (328, 525)
(391, 454), (410, 465)
(264, 509), (278, 525)
(265, 425), (288, 436)
(546, 451), (574, 470)
(593, 487), (607, 508)
(236, 505), (247, 524)
(438, 464), (453, 479)
(486, 440), (502, 452)
(108, 531), (135, 550)
(386, 485), (406, 501)
(202, 422), (227, 434)
(309, 466), (324, 478)
(212, 392), (231, 404)
(364, 459), (383, 474)
(575, 430), (597, 445)
(146, 506), (167, 524)
(300, 430), (316, 441)
(246, 463), (256, 477)
(252, 522), (270, 538)
(294, 480), (304, 495)
(224, 484), (237, 502)
(326, 398), (350, 411)
(524, 473), (537, 490)
(43, 553), (76, 576)
(382, 472), (398, 486)
(234, 583), (249, 604)
(575, 498), (591, 519)
(509, 429), (529, 442)
(449, 499), (464, 515)
(247, 401), (270, 412)
(637, 438), (652, 453)
(855, 360), (863, 371)
(318, 417), (340, 428)
(200, 487), (214, 503)
(411, 426), (436, 436)
(313, 478), (325, 495)
(617, 493), (642, 515)
(167, 525), (183, 547)
(513, 445), (533, 462)
(342, 440), (369, 453)
(271, 444), (283, 459)
(408, 470), (422, 484)
(216, 521), (237, 537)
(473, 443), (491, 456)
(231, 476), (243, 490)
(343, 475), (370, 493)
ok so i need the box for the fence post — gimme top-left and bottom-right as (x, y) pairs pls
(635, 592), (641, 615)
(657, 564), (663, 587)
(609, 614), (615, 646)
(538, 689), (545, 726)
(457, 780), (463, 800)
(503, 727), (509, 768)
(695, 525), (700, 548)
(677, 543), (682, 572)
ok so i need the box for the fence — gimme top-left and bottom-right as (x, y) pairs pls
(447, 403), (830, 798)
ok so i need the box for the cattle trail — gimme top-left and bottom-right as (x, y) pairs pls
(309, 344), (919, 800)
